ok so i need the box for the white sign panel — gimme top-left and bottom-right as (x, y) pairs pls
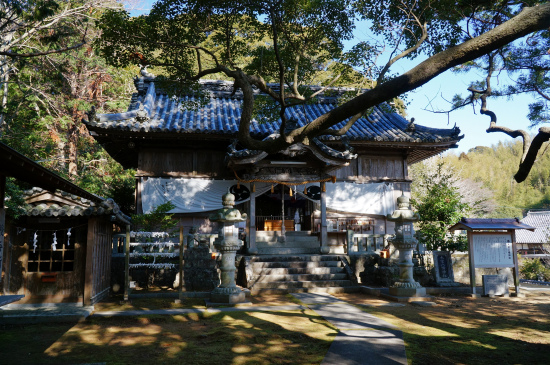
(472, 233), (514, 268)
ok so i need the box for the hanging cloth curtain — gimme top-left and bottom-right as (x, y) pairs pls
(297, 182), (395, 216)
(141, 178), (272, 213)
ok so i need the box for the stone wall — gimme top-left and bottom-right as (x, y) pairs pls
(451, 253), (514, 286)
(346, 254), (433, 287)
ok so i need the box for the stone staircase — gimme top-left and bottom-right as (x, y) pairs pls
(246, 255), (358, 294)
(256, 231), (320, 255)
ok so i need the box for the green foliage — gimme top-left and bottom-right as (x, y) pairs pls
(0, 2), (137, 213)
(4, 178), (27, 219)
(442, 139), (550, 217)
(411, 161), (471, 252)
(131, 202), (177, 232)
(520, 258), (550, 281)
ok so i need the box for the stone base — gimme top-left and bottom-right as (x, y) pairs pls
(389, 286), (426, 298)
(210, 290), (247, 304)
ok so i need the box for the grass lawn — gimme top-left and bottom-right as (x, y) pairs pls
(1, 291), (549, 364)
(334, 291), (550, 365)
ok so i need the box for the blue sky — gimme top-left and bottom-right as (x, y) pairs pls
(124, 1), (535, 154)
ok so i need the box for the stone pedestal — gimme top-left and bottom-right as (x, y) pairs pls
(386, 194), (428, 299)
(209, 190), (248, 304)
(210, 238), (246, 303)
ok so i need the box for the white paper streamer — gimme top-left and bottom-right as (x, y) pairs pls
(33, 232), (38, 253)
(129, 252), (178, 258)
(52, 232), (57, 251)
(66, 228), (71, 246)
(128, 263), (177, 269)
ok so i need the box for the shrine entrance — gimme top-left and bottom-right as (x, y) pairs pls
(255, 184), (314, 232)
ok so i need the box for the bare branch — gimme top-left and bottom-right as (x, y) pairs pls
(377, 1), (428, 84)
(0, 42), (85, 57)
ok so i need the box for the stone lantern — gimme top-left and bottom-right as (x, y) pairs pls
(386, 194), (426, 297)
(209, 190), (248, 304)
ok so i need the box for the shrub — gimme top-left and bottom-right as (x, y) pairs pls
(520, 258), (550, 281)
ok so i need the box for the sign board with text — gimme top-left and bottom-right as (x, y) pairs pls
(472, 233), (514, 268)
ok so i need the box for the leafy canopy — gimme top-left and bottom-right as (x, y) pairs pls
(96, 1), (550, 176)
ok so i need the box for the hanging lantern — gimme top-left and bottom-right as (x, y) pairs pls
(289, 187), (293, 197)
(331, 175), (337, 183)
(251, 183), (256, 193)
(271, 184), (274, 193)
(304, 185), (308, 194)
(321, 182), (326, 192)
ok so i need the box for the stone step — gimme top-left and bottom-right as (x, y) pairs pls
(255, 231), (318, 243)
(251, 280), (353, 290)
(252, 266), (344, 275)
(256, 230), (313, 236)
(256, 240), (320, 248)
(251, 261), (342, 269)
(256, 247), (320, 255)
(250, 255), (342, 262)
(251, 273), (349, 282)
(250, 286), (360, 295)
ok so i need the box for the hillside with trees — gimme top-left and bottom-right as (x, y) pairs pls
(415, 139), (550, 219)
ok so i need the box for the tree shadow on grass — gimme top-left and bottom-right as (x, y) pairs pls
(0, 308), (337, 365)
(358, 295), (550, 365)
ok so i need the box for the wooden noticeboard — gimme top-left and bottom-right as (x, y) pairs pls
(471, 233), (514, 268)
(468, 231), (519, 297)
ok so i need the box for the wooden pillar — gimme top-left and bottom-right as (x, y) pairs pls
(280, 184), (286, 243)
(0, 174), (5, 292)
(467, 230), (479, 298)
(84, 217), (96, 306)
(124, 224), (130, 301)
(177, 223), (184, 303)
(320, 182), (329, 254)
(248, 187), (257, 254)
(511, 230), (521, 296)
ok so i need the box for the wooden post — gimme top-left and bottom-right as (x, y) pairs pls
(280, 185), (286, 242)
(84, 217), (95, 306)
(178, 223), (184, 303)
(0, 174), (5, 292)
(124, 224), (130, 301)
(467, 230), (479, 298)
(320, 182), (328, 254)
(511, 230), (521, 296)
(248, 187), (257, 254)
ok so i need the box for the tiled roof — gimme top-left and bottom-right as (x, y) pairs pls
(85, 76), (463, 145)
(23, 187), (131, 224)
(517, 211), (550, 244)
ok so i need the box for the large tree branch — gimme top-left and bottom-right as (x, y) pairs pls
(235, 3), (550, 153)
(514, 127), (550, 182)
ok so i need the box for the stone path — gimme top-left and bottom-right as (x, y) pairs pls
(291, 293), (407, 365)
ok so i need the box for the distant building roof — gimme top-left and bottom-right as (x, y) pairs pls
(449, 217), (535, 232)
(516, 211), (550, 244)
(84, 74), (463, 168)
